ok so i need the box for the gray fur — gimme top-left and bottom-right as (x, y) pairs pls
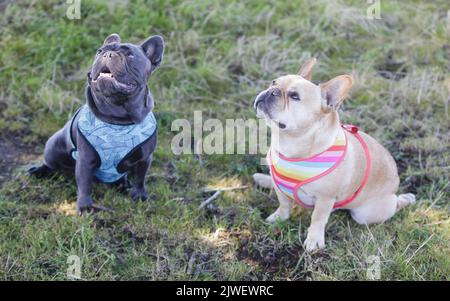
(29, 34), (164, 213)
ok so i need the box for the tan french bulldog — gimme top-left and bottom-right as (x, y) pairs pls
(253, 58), (415, 252)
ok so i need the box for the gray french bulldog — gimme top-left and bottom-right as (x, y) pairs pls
(29, 33), (164, 213)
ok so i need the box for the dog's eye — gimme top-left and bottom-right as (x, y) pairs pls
(289, 92), (300, 101)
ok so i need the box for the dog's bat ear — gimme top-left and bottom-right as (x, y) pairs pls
(141, 35), (165, 69)
(298, 57), (317, 81)
(320, 75), (353, 111)
(103, 33), (121, 45)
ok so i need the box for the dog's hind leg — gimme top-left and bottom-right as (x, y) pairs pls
(28, 130), (62, 178)
(253, 173), (272, 189)
(28, 164), (53, 178)
(350, 193), (415, 225)
(29, 125), (75, 178)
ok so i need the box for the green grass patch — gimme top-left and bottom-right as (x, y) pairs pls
(0, 0), (449, 280)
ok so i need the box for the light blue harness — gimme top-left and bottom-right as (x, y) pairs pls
(71, 105), (157, 183)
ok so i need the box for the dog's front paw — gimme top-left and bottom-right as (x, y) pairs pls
(266, 209), (289, 223)
(304, 230), (325, 252)
(76, 197), (113, 214)
(131, 187), (148, 201)
(77, 196), (94, 213)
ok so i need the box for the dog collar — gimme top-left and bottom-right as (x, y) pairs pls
(268, 124), (371, 209)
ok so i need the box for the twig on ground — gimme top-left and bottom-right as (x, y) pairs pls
(199, 185), (249, 209)
(198, 190), (222, 209)
(202, 185), (249, 192)
(253, 188), (277, 203)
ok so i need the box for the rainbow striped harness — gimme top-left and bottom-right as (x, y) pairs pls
(268, 124), (371, 209)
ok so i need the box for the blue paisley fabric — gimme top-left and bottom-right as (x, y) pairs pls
(71, 105), (157, 183)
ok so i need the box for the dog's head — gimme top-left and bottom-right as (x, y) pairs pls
(254, 58), (353, 132)
(88, 33), (164, 100)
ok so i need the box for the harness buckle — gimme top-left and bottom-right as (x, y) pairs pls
(342, 124), (359, 134)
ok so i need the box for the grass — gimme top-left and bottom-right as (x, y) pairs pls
(0, 0), (449, 280)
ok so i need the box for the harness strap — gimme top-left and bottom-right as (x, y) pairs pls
(333, 124), (371, 208)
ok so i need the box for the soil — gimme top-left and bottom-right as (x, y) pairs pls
(0, 137), (41, 184)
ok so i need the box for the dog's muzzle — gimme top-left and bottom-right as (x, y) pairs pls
(254, 88), (281, 109)
(254, 90), (268, 109)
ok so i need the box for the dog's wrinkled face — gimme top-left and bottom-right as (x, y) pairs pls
(88, 34), (164, 102)
(254, 58), (353, 132)
(254, 75), (322, 131)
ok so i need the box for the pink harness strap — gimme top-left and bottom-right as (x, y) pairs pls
(269, 124), (371, 209)
(333, 124), (371, 208)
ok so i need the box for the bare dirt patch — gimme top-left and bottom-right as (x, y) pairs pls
(0, 137), (40, 184)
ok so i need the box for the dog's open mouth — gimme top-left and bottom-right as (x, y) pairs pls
(93, 66), (114, 81)
(91, 66), (137, 93)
